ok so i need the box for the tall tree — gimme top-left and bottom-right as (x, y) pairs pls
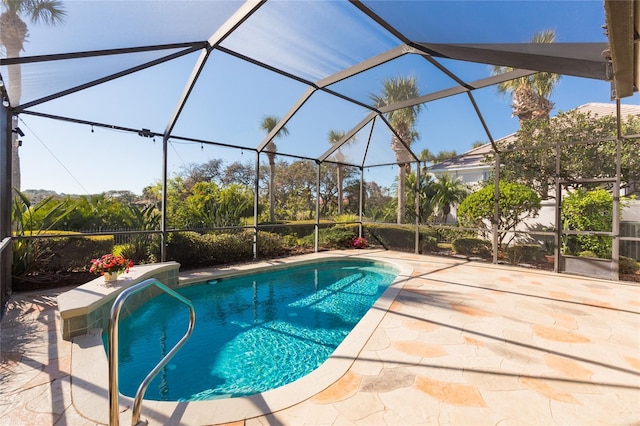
(0, 0), (66, 193)
(432, 174), (468, 223)
(489, 110), (640, 200)
(404, 170), (437, 223)
(260, 115), (289, 222)
(420, 148), (458, 165)
(328, 129), (356, 215)
(492, 30), (560, 124)
(181, 159), (224, 190)
(370, 76), (422, 224)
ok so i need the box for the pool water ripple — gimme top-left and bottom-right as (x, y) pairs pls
(106, 260), (397, 401)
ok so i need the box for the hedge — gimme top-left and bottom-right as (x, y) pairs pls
(506, 244), (543, 263)
(451, 238), (491, 256)
(167, 230), (286, 269)
(13, 232), (114, 275)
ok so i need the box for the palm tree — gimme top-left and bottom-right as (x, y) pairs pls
(0, 0), (66, 194)
(328, 129), (356, 215)
(432, 175), (468, 224)
(492, 30), (560, 124)
(370, 76), (422, 224)
(404, 170), (436, 223)
(260, 115), (289, 222)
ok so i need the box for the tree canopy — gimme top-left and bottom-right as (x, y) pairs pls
(457, 181), (541, 248)
(489, 110), (640, 199)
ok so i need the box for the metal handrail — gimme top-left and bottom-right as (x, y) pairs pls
(0, 236), (10, 254)
(108, 278), (196, 426)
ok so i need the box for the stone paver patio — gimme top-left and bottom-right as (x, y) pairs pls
(1, 250), (639, 425)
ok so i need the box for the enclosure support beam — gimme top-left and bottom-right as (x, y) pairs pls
(415, 161), (420, 255)
(315, 162), (321, 253)
(554, 138), (562, 273)
(160, 136), (169, 262)
(492, 153), (500, 264)
(612, 99), (622, 279)
(0, 103), (12, 312)
(358, 167), (364, 238)
(253, 152), (260, 260)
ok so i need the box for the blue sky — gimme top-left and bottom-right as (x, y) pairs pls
(8, 1), (639, 195)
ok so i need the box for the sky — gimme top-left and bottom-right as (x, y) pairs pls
(4, 0), (639, 196)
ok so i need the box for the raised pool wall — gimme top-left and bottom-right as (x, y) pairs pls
(57, 262), (181, 340)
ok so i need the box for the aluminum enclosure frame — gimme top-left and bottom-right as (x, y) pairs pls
(0, 0), (637, 312)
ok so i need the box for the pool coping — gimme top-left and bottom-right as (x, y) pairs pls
(70, 250), (414, 425)
(57, 261), (181, 340)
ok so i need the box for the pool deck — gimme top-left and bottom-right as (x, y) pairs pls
(1, 250), (639, 425)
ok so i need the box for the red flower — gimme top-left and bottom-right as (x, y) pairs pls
(351, 237), (368, 249)
(89, 253), (134, 275)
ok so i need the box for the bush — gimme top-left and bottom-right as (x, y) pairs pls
(13, 232), (114, 275)
(208, 232), (252, 264)
(334, 214), (359, 224)
(166, 232), (211, 268)
(300, 225), (357, 249)
(256, 231), (287, 257)
(363, 224), (416, 252)
(113, 238), (159, 265)
(562, 189), (615, 258)
(420, 235), (438, 253)
(282, 234), (302, 248)
(619, 256), (639, 275)
(167, 230), (287, 269)
(452, 238), (491, 257)
(457, 181), (541, 249)
(577, 250), (599, 258)
(431, 227), (476, 244)
(506, 244), (542, 263)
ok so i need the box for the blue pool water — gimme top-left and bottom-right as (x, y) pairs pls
(105, 259), (398, 402)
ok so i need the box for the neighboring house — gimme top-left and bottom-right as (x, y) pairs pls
(429, 140), (502, 191)
(430, 102), (640, 191)
(429, 102), (640, 233)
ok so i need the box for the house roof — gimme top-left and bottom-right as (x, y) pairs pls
(430, 102), (640, 173)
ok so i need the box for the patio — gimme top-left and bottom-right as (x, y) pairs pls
(1, 250), (639, 425)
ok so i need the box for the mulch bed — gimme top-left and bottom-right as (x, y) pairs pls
(11, 272), (97, 293)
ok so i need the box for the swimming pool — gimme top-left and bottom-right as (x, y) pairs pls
(105, 258), (399, 402)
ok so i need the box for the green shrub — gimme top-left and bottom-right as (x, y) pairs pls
(282, 234), (301, 248)
(363, 224), (416, 252)
(208, 232), (252, 264)
(334, 214), (359, 224)
(432, 227), (476, 243)
(16, 233), (113, 274)
(322, 227), (357, 248)
(451, 238), (491, 256)
(577, 250), (599, 258)
(506, 244), (542, 263)
(256, 231), (287, 257)
(167, 230), (287, 269)
(457, 181), (541, 249)
(619, 256), (639, 275)
(300, 226), (357, 249)
(420, 236), (438, 253)
(562, 189), (615, 258)
(166, 232), (210, 268)
(113, 240), (159, 265)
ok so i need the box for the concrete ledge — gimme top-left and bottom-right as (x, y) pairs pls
(57, 261), (180, 340)
(561, 255), (618, 280)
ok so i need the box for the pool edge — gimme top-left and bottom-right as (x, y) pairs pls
(70, 250), (413, 425)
